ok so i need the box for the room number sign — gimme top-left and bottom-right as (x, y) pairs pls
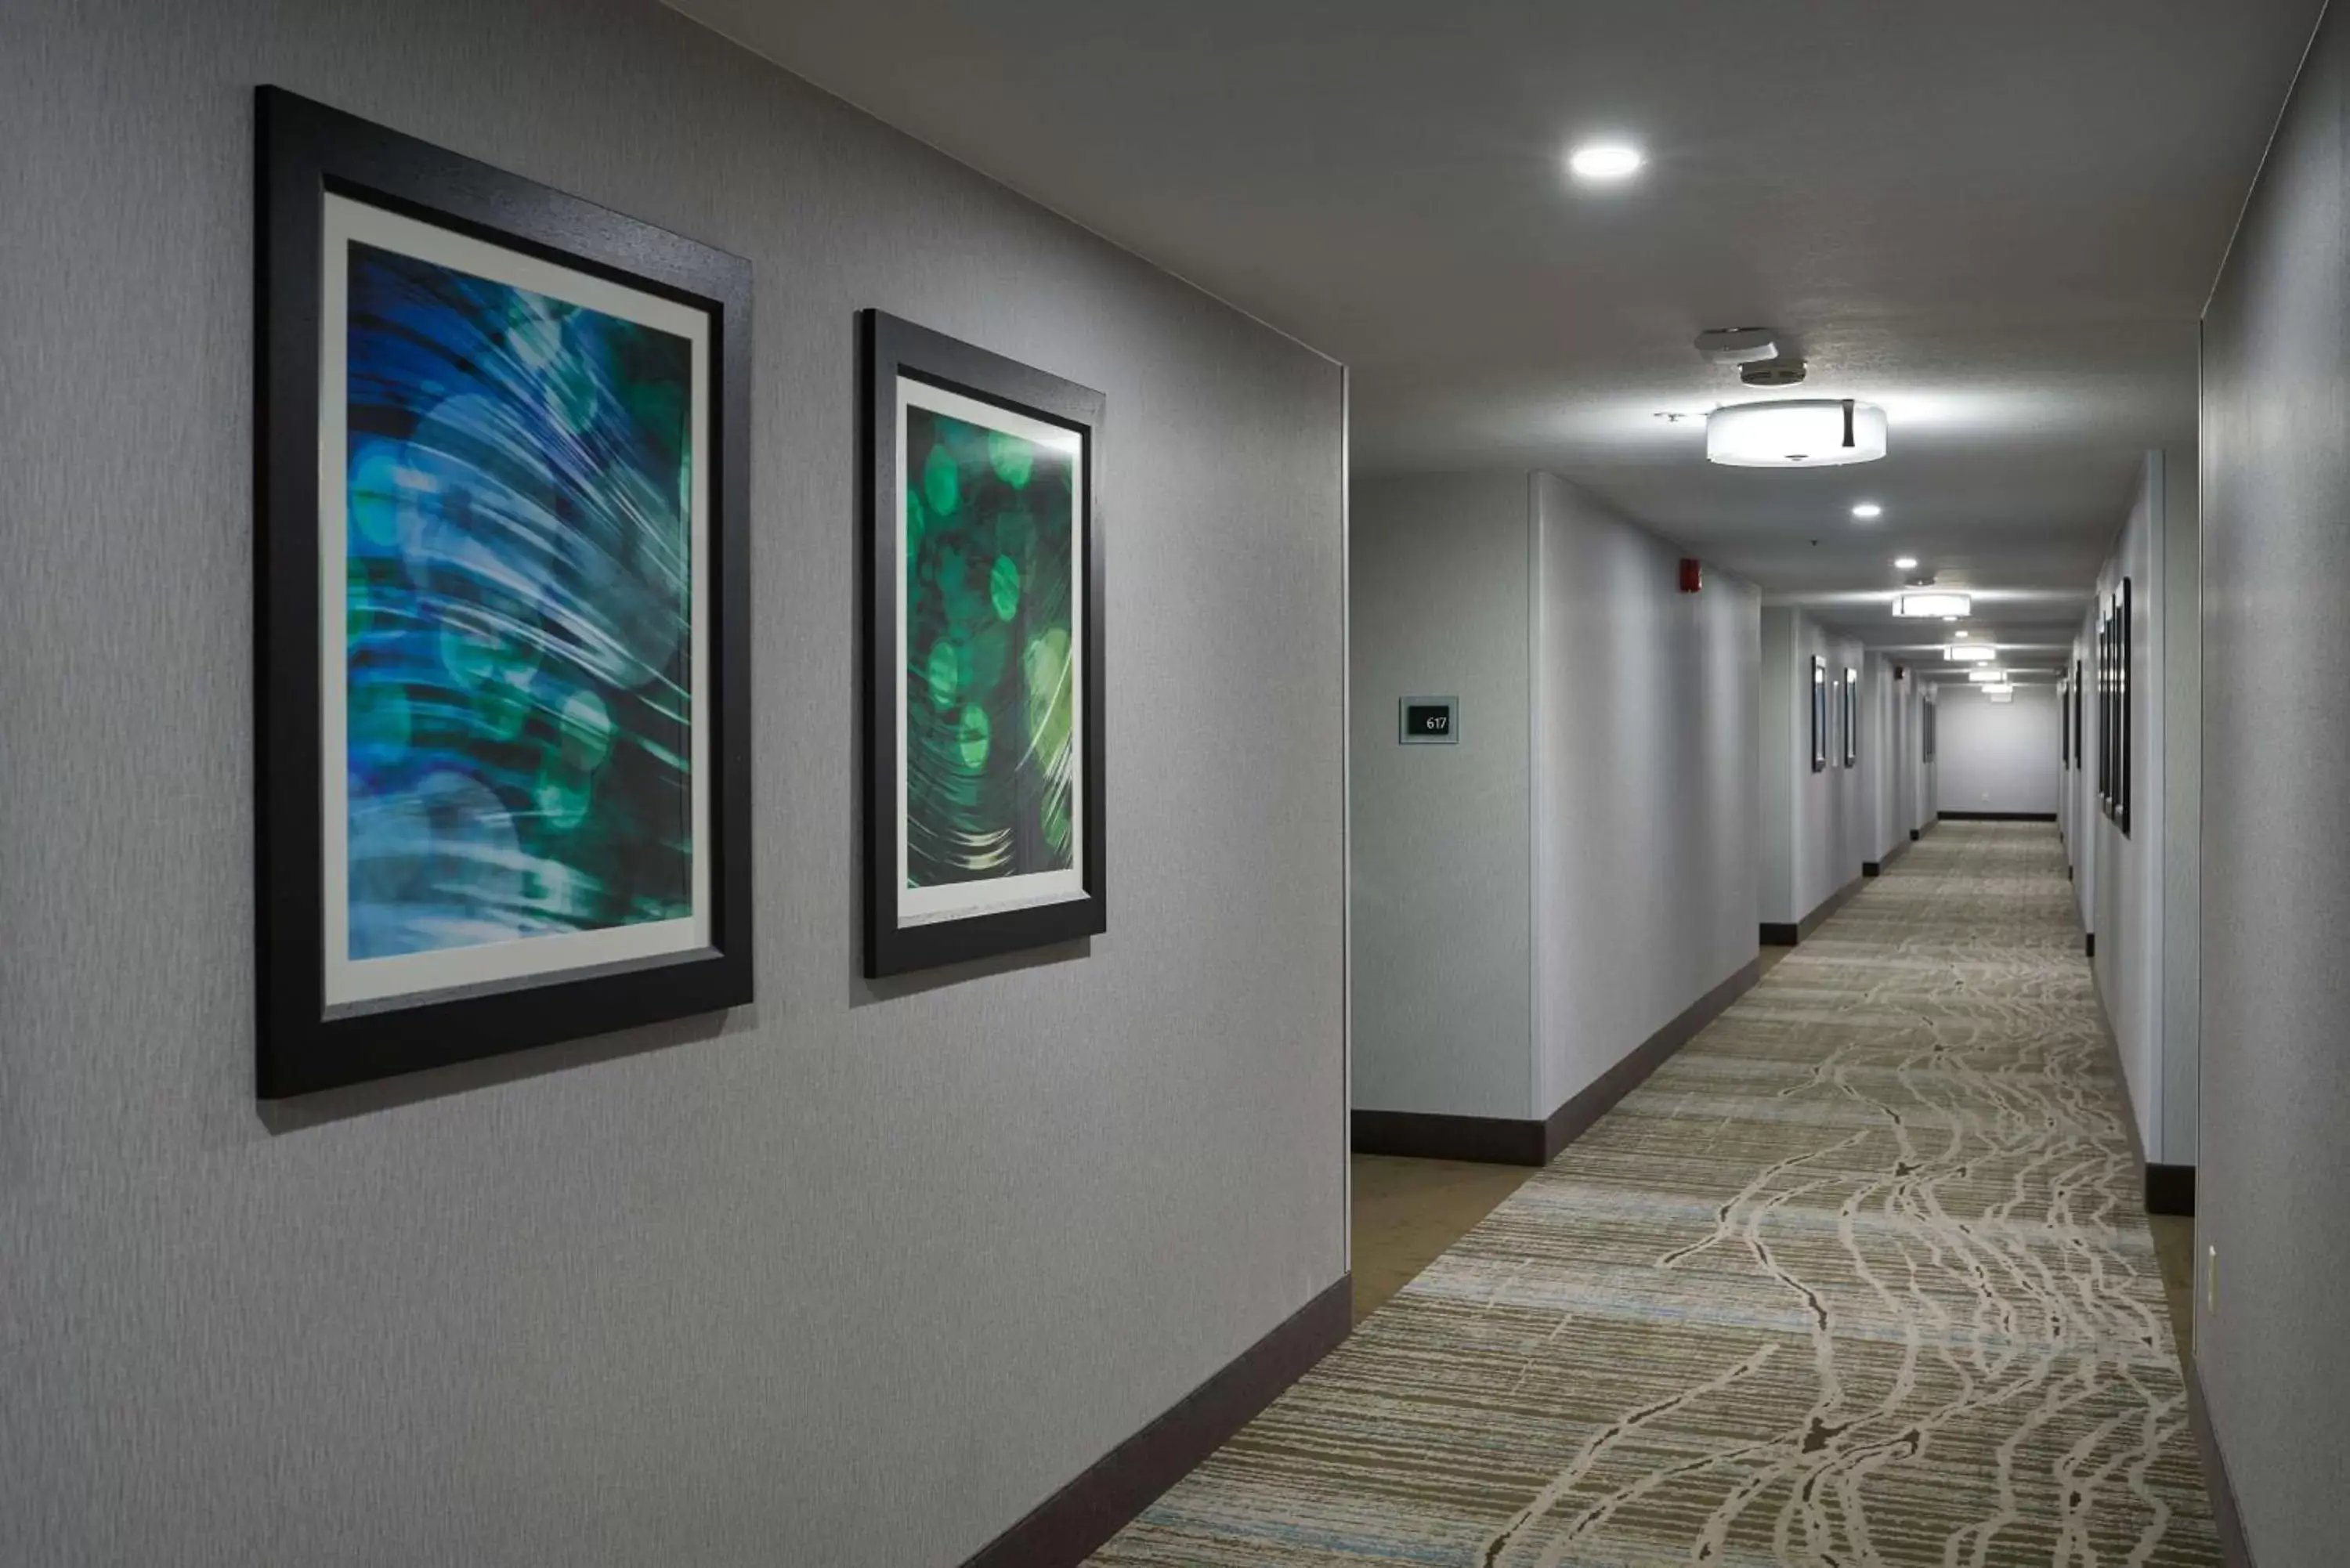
(1399, 697), (1459, 744)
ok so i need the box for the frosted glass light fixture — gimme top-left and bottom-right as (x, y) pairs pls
(1705, 399), (1888, 467)
(1967, 668), (2007, 683)
(1569, 143), (1645, 181)
(1947, 645), (1995, 663)
(1895, 592), (1972, 618)
(1894, 556), (1919, 570)
(1982, 682), (2015, 697)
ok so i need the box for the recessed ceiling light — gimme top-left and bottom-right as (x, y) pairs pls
(1893, 591), (1972, 618)
(1947, 645), (1995, 663)
(1967, 668), (2007, 683)
(1568, 142), (1645, 181)
(1893, 555), (1918, 570)
(1852, 503), (1883, 519)
(1954, 630), (1971, 638)
(1983, 682), (2015, 697)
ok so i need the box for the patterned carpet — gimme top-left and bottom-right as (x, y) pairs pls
(1091, 822), (2217, 1566)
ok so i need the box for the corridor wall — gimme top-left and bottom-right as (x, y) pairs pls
(1864, 654), (1907, 867)
(1351, 471), (1761, 1133)
(0, 4), (1347, 1565)
(2073, 450), (2197, 1175)
(2198, 3), (2350, 1555)
(1528, 474), (1760, 1121)
(1351, 475), (1534, 1121)
(1936, 685), (2061, 815)
(1759, 606), (1871, 933)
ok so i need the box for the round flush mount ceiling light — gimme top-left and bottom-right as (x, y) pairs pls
(1705, 399), (1888, 467)
(1569, 142), (1645, 181)
(1893, 555), (1918, 570)
(1852, 502), (1884, 519)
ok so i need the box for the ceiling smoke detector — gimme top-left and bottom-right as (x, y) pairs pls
(1694, 327), (1779, 365)
(1740, 357), (1808, 388)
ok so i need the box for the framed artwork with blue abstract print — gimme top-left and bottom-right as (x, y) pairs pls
(255, 89), (752, 1097)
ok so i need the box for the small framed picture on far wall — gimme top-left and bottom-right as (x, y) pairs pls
(1842, 665), (1859, 768)
(1810, 656), (1828, 772)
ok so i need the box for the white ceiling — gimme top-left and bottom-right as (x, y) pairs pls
(671, 0), (2320, 656)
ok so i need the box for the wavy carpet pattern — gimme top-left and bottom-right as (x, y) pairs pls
(1090, 822), (2216, 1566)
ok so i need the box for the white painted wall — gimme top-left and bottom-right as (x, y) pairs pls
(1759, 606), (1870, 926)
(1530, 473), (1759, 1117)
(0, 5), (1347, 1563)
(2084, 453), (2167, 1162)
(2200, 13), (2350, 1540)
(1936, 685), (2061, 815)
(1351, 471), (1762, 1124)
(2159, 446), (2200, 1165)
(1865, 654), (1904, 862)
(1350, 475), (1532, 1120)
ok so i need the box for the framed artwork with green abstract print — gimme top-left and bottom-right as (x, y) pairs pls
(862, 312), (1106, 976)
(255, 89), (753, 1097)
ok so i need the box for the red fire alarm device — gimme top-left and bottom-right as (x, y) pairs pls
(1679, 558), (1703, 594)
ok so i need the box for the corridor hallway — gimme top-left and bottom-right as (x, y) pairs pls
(1090, 822), (2214, 1566)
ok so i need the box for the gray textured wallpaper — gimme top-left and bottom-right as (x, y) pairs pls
(0, 2), (1347, 1564)
(2198, 3), (2350, 1557)
(1347, 475), (1536, 1120)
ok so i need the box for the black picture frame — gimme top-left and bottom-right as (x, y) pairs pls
(860, 310), (1108, 977)
(255, 87), (754, 1097)
(2070, 659), (2083, 769)
(2115, 576), (2132, 835)
(2098, 608), (2112, 810)
(1810, 656), (1828, 772)
(1842, 665), (1860, 768)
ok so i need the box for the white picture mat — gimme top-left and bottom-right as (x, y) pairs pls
(319, 193), (711, 1007)
(894, 377), (1086, 927)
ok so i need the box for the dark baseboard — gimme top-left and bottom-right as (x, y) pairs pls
(1761, 873), (1864, 948)
(959, 1275), (1351, 1568)
(2187, 1363), (2258, 1568)
(1353, 956), (1766, 1168)
(1861, 840), (1912, 880)
(1535, 956), (1762, 1161)
(1351, 1107), (1546, 1165)
(1937, 810), (2059, 822)
(2146, 1162), (2196, 1216)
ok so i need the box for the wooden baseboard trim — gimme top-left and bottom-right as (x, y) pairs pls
(2146, 1162), (2196, 1216)
(959, 1274), (1351, 1568)
(1762, 873), (1864, 948)
(1937, 810), (2059, 822)
(1353, 956), (1766, 1168)
(2187, 1363), (2258, 1568)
